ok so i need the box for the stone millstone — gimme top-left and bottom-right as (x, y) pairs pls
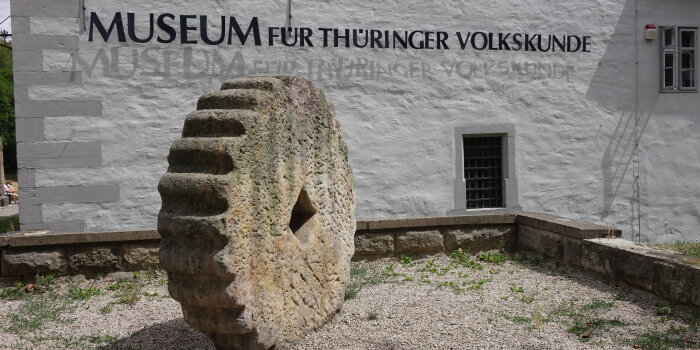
(157, 75), (356, 350)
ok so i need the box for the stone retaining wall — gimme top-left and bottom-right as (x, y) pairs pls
(3, 212), (699, 308)
(354, 214), (517, 259)
(0, 230), (160, 278)
(515, 211), (620, 268)
(581, 238), (700, 307)
(0, 212), (604, 279)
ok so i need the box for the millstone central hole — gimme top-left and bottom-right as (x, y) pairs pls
(289, 188), (317, 234)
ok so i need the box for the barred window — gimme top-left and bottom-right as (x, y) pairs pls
(660, 26), (697, 92)
(463, 136), (504, 209)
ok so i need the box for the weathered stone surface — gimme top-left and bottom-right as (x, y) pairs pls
(581, 238), (700, 307)
(123, 243), (160, 269)
(395, 230), (444, 253)
(444, 226), (513, 253)
(1, 250), (67, 276)
(158, 75), (355, 350)
(67, 247), (119, 274)
(354, 233), (394, 256)
(103, 271), (134, 282)
(0, 276), (22, 288)
(519, 224), (585, 267)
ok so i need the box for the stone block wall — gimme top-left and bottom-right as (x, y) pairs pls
(353, 214), (518, 260)
(354, 225), (516, 260)
(0, 230), (159, 279)
(581, 238), (700, 307)
(3, 212), (698, 309)
(515, 211), (620, 268)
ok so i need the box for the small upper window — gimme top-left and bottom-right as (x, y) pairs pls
(660, 26), (697, 92)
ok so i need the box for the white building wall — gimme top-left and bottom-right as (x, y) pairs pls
(12, 0), (700, 243)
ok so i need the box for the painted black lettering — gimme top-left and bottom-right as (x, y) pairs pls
(391, 31), (407, 49)
(126, 13), (154, 43)
(456, 32), (471, 49)
(437, 31), (449, 50)
(498, 33), (511, 50)
(537, 34), (552, 52)
(200, 16), (226, 45)
(409, 31), (424, 49)
(582, 36), (591, 52)
(552, 35), (566, 52)
(228, 17), (262, 46)
(512, 33), (522, 51)
(300, 27), (314, 47)
(156, 13), (176, 43)
(318, 28), (332, 47)
(89, 12), (126, 42)
(524, 34), (537, 51)
(488, 32), (498, 50)
(471, 32), (488, 50)
(567, 35), (582, 52)
(180, 15), (197, 44)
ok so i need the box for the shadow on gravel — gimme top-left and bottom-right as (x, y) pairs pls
(516, 255), (700, 318)
(98, 318), (216, 350)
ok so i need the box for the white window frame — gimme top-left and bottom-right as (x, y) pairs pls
(660, 26), (698, 92)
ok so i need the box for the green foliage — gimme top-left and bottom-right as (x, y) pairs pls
(366, 311), (378, 320)
(382, 263), (400, 276)
(509, 283), (525, 293)
(549, 301), (587, 319)
(0, 282), (26, 300)
(436, 281), (465, 294)
(114, 282), (141, 305)
(508, 315), (532, 324)
(6, 292), (75, 333)
(568, 318), (624, 340)
(417, 260), (452, 275)
(0, 216), (19, 233)
(345, 263), (397, 300)
(548, 299), (625, 341)
(476, 251), (508, 265)
(655, 304), (672, 316)
(104, 278), (141, 306)
(399, 254), (415, 266)
(0, 274), (57, 300)
(349, 264), (367, 277)
(0, 44), (15, 170)
(34, 274), (56, 289)
(462, 277), (492, 291)
(518, 294), (536, 304)
(67, 285), (101, 300)
(450, 249), (484, 270)
(653, 242), (700, 258)
(583, 299), (616, 310)
(99, 304), (113, 314)
(625, 326), (699, 350)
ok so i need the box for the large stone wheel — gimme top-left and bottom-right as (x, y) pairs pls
(157, 75), (355, 350)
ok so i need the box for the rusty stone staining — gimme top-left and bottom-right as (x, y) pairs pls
(157, 75), (356, 350)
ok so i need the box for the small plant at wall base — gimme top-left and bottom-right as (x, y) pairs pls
(0, 216), (19, 234)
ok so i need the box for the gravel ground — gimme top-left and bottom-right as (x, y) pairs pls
(1, 252), (698, 350)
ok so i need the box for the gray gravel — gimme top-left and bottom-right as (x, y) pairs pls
(1, 254), (698, 350)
